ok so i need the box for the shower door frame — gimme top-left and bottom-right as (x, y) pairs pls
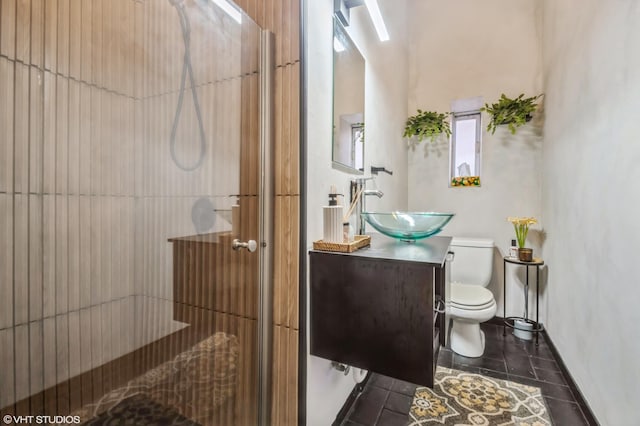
(257, 29), (275, 426)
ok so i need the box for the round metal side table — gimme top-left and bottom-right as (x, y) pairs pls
(503, 256), (544, 345)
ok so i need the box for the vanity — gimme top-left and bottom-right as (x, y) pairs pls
(309, 235), (451, 387)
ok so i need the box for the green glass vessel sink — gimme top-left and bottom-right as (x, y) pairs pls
(361, 212), (454, 242)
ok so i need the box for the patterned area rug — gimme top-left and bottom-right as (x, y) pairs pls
(408, 367), (551, 426)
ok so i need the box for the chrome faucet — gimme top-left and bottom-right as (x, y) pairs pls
(350, 178), (384, 235)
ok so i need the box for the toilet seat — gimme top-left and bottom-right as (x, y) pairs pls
(451, 300), (495, 311)
(451, 283), (494, 309)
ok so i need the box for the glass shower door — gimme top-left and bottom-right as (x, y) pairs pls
(0, 0), (270, 424)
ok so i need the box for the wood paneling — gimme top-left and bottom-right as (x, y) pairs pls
(239, 0), (301, 424)
(271, 325), (299, 425)
(275, 63), (301, 195)
(274, 196), (300, 329)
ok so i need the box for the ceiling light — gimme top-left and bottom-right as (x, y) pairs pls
(363, 0), (389, 41)
(212, 0), (242, 24)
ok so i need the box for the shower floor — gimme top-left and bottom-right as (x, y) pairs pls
(74, 332), (239, 425)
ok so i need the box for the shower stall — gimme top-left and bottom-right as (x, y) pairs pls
(0, 0), (273, 424)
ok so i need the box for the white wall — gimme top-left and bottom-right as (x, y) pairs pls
(305, 0), (409, 424)
(541, 1), (640, 424)
(406, 0), (545, 320)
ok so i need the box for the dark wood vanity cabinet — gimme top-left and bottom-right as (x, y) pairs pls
(310, 236), (450, 387)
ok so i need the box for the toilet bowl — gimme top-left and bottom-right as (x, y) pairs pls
(447, 238), (496, 358)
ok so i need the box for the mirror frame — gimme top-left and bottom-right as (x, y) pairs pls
(331, 17), (365, 174)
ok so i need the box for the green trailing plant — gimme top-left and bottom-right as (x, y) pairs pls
(403, 109), (451, 142)
(481, 93), (542, 135)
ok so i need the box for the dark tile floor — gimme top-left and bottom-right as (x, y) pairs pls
(341, 323), (597, 426)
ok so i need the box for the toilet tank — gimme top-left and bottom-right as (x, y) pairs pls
(449, 237), (494, 287)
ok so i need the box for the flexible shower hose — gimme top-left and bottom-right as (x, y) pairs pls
(170, 0), (207, 171)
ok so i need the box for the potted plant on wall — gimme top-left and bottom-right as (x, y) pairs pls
(403, 109), (451, 142)
(481, 93), (542, 134)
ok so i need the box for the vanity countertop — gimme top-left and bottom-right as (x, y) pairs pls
(310, 234), (452, 266)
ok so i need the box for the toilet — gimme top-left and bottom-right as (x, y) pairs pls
(447, 237), (496, 358)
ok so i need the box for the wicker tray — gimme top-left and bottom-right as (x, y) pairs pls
(312, 235), (371, 253)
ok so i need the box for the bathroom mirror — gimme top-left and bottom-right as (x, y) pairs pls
(332, 18), (365, 174)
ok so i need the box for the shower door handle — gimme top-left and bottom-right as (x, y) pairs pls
(232, 239), (257, 253)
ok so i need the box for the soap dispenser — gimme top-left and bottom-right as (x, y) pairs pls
(323, 185), (343, 243)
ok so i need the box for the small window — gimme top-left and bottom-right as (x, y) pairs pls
(450, 112), (481, 187)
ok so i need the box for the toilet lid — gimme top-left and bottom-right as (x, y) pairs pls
(450, 283), (494, 307)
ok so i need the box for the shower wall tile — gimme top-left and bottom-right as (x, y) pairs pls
(103, 0), (115, 91)
(42, 71), (56, 194)
(121, 98), (136, 196)
(56, 0), (70, 77)
(90, 0), (102, 86)
(68, 80), (80, 195)
(68, 311), (81, 379)
(44, 0), (57, 72)
(99, 92), (113, 195)
(42, 195), (56, 318)
(89, 197), (102, 305)
(0, 329), (15, 409)
(0, 57), (14, 193)
(133, 1), (143, 100)
(80, 0), (91, 82)
(79, 84), (92, 195)
(121, 298), (135, 355)
(56, 315), (70, 384)
(69, 0), (82, 80)
(55, 195), (69, 315)
(14, 63), (29, 194)
(121, 0), (136, 97)
(0, 195), (13, 330)
(90, 86), (102, 194)
(13, 195), (29, 326)
(68, 196), (80, 311)
(0, 0), (16, 59)
(122, 198), (136, 298)
(29, 195), (43, 322)
(55, 76), (69, 195)
(15, 0), (31, 63)
(134, 100), (143, 197)
(29, 321), (44, 397)
(110, 301), (122, 365)
(100, 302), (113, 366)
(42, 317), (57, 390)
(90, 305), (103, 370)
(14, 324), (30, 402)
(98, 198), (112, 304)
(31, 0), (44, 68)
(29, 67), (44, 195)
(79, 308), (92, 374)
(79, 197), (91, 309)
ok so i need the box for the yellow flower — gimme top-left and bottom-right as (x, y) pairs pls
(507, 216), (537, 248)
